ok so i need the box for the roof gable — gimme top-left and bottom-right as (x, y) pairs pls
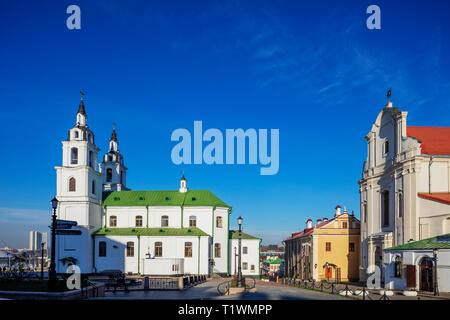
(407, 126), (450, 155)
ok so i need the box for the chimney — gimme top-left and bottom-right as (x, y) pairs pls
(317, 219), (322, 225)
(323, 217), (328, 222)
(335, 205), (341, 217)
(343, 206), (348, 214)
(306, 219), (312, 229)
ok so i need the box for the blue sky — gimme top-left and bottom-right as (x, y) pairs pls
(1, 0), (450, 248)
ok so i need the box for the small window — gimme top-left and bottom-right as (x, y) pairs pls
(165, 197), (170, 201)
(108, 156), (112, 162)
(342, 222), (348, 228)
(243, 246), (248, 254)
(216, 216), (223, 228)
(110, 216), (117, 227)
(326, 242), (331, 252)
(161, 215), (169, 227)
(135, 216), (143, 227)
(126, 242), (134, 257)
(384, 140), (389, 154)
(139, 196), (144, 201)
(189, 215), (197, 227)
(106, 168), (112, 182)
(74, 131), (79, 139)
(68, 177), (76, 192)
(251, 264), (255, 271)
(184, 242), (192, 258)
(394, 257), (402, 278)
(89, 150), (93, 168)
(155, 242), (162, 257)
(71, 148), (78, 164)
(114, 197), (120, 201)
(191, 197), (196, 201)
(243, 262), (248, 270)
(99, 241), (106, 257)
(91, 180), (96, 194)
(214, 243), (221, 258)
(349, 242), (355, 252)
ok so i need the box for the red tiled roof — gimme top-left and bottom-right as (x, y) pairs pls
(407, 126), (450, 155)
(418, 193), (450, 205)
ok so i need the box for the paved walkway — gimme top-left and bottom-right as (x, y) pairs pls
(90, 279), (348, 300)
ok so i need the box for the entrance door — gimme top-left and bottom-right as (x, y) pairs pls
(325, 267), (332, 280)
(419, 258), (434, 292)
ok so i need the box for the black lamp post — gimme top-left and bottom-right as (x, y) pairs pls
(433, 248), (439, 296)
(234, 247), (237, 276)
(237, 216), (243, 288)
(41, 242), (45, 280)
(49, 197), (58, 289)
(325, 261), (329, 283)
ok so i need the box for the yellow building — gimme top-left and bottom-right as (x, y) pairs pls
(284, 206), (360, 282)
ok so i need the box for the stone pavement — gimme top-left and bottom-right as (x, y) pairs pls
(90, 279), (348, 300)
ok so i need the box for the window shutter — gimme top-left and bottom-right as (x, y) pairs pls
(406, 265), (416, 288)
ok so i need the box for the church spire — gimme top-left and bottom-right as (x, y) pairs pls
(110, 122), (118, 142)
(179, 169), (187, 193)
(76, 90), (87, 126)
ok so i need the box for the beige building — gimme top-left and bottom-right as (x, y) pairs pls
(359, 98), (450, 282)
(284, 206), (360, 282)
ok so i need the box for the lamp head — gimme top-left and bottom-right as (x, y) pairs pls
(237, 216), (243, 226)
(50, 197), (58, 209)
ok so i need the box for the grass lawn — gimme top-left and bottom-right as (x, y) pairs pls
(0, 280), (70, 292)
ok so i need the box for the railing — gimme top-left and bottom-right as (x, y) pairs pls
(217, 277), (257, 295)
(283, 278), (390, 300)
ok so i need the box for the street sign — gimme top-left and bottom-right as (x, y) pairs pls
(56, 219), (77, 230)
(56, 230), (82, 236)
(56, 219), (77, 226)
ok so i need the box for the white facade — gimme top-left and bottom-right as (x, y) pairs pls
(229, 237), (261, 277)
(384, 248), (450, 293)
(54, 95), (260, 277)
(359, 100), (450, 282)
(29, 231), (42, 251)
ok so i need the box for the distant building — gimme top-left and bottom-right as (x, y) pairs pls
(263, 257), (284, 276)
(284, 206), (360, 282)
(229, 231), (261, 277)
(29, 230), (43, 251)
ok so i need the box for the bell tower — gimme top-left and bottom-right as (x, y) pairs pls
(54, 92), (103, 228)
(100, 123), (129, 191)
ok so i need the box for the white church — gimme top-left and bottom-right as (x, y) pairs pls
(53, 95), (261, 277)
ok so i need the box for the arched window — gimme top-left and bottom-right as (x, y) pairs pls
(71, 147), (78, 164)
(109, 216), (117, 227)
(92, 180), (96, 194)
(382, 190), (390, 226)
(99, 241), (106, 257)
(69, 177), (76, 192)
(216, 216), (223, 228)
(106, 168), (112, 182)
(74, 131), (79, 139)
(184, 242), (192, 257)
(214, 243), (221, 258)
(135, 215), (143, 227)
(161, 215), (169, 227)
(155, 242), (162, 257)
(89, 150), (93, 168)
(189, 215), (197, 227)
(120, 171), (123, 184)
(126, 242), (134, 257)
(384, 140), (389, 154)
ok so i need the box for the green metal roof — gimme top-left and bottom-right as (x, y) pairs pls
(229, 230), (260, 240)
(264, 258), (285, 264)
(384, 233), (450, 251)
(94, 227), (209, 237)
(102, 190), (231, 208)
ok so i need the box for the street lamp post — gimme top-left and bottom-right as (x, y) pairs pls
(41, 242), (45, 280)
(433, 248), (439, 296)
(234, 247), (237, 276)
(237, 216), (243, 288)
(49, 197), (58, 290)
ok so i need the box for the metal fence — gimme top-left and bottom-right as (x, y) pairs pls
(283, 278), (390, 300)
